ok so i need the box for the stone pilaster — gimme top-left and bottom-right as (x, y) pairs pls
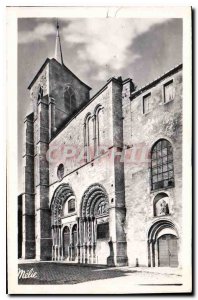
(22, 113), (35, 259)
(122, 78), (135, 102)
(34, 95), (52, 260)
(108, 79), (128, 266)
(49, 97), (56, 139)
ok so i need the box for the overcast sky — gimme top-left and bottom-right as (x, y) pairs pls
(18, 17), (182, 193)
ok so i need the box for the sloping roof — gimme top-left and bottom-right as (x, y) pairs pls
(27, 58), (50, 90)
(27, 58), (91, 90)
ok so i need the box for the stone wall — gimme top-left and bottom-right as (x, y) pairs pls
(49, 78), (128, 265)
(122, 68), (183, 266)
(48, 84), (113, 187)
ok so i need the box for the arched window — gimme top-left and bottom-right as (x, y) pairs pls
(151, 139), (174, 190)
(63, 226), (70, 259)
(64, 84), (77, 114)
(84, 113), (93, 162)
(68, 198), (75, 213)
(38, 86), (43, 100)
(57, 163), (64, 180)
(94, 105), (104, 157)
(153, 193), (170, 216)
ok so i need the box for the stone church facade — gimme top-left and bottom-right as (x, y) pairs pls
(20, 24), (183, 268)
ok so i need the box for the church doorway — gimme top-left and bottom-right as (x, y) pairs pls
(63, 226), (70, 260)
(79, 183), (110, 265)
(51, 183), (76, 261)
(158, 234), (178, 267)
(71, 224), (77, 261)
(148, 219), (179, 267)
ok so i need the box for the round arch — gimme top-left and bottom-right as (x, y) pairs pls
(150, 138), (175, 191)
(51, 183), (75, 226)
(153, 192), (170, 216)
(148, 136), (174, 153)
(93, 104), (103, 116)
(80, 183), (109, 218)
(147, 219), (179, 267)
(148, 219), (179, 242)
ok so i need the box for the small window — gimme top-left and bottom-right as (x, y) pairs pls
(97, 223), (109, 239)
(57, 163), (64, 180)
(153, 193), (170, 217)
(68, 198), (75, 213)
(143, 93), (151, 114)
(164, 80), (174, 103)
(38, 86), (43, 100)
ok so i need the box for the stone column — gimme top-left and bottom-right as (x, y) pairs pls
(54, 226), (57, 261)
(151, 240), (155, 267)
(60, 225), (63, 260)
(51, 226), (54, 261)
(83, 218), (88, 264)
(53, 228), (56, 261)
(58, 225), (61, 260)
(87, 217), (92, 263)
(22, 113), (35, 259)
(91, 217), (94, 263)
(79, 218), (83, 263)
(148, 240), (151, 267)
(76, 217), (80, 263)
(70, 227), (73, 261)
(93, 217), (97, 263)
(154, 241), (158, 267)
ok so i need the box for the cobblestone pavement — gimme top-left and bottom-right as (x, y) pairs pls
(18, 262), (182, 286)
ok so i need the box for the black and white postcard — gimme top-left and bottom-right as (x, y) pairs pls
(7, 6), (192, 294)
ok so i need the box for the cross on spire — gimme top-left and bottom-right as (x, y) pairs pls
(54, 19), (64, 65)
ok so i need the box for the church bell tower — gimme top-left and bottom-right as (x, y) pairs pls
(22, 20), (91, 260)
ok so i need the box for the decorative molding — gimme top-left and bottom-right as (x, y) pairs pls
(81, 183), (109, 218)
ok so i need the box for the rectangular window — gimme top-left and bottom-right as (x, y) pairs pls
(97, 223), (109, 239)
(143, 93), (151, 114)
(68, 199), (75, 213)
(164, 80), (174, 103)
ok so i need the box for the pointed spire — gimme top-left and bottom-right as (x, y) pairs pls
(54, 19), (64, 65)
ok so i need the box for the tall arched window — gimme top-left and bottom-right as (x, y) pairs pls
(38, 86), (43, 100)
(64, 84), (77, 114)
(68, 198), (75, 213)
(84, 113), (93, 162)
(151, 139), (174, 190)
(94, 105), (103, 156)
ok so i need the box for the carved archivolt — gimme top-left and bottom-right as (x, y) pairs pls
(148, 219), (178, 243)
(81, 183), (109, 218)
(51, 183), (74, 226)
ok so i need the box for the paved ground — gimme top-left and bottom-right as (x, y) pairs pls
(18, 262), (182, 287)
